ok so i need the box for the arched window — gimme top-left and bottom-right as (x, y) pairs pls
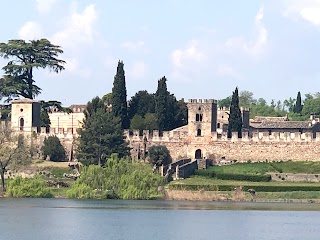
(195, 149), (202, 159)
(197, 129), (201, 136)
(217, 123), (221, 128)
(199, 114), (203, 122)
(19, 118), (24, 131)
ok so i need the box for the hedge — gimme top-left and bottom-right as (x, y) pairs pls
(195, 169), (271, 182)
(168, 184), (320, 192)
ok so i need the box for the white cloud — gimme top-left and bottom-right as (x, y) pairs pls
(225, 7), (268, 56)
(121, 41), (145, 52)
(129, 61), (147, 79)
(58, 57), (92, 78)
(51, 4), (97, 48)
(284, 0), (320, 27)
(36, 0), (59, 14)
(18, 21), (43, 40)
(216, 64), (242, 80)
(170, 40), (207, 81)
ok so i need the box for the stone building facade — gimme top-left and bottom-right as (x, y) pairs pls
(126, 99), (320, 163)
(7, 98), (320, 163)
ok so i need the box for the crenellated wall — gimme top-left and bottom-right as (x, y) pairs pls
(125, 128), (320, 162)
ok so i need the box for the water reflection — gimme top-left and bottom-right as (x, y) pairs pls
(0, 199), (320, 240)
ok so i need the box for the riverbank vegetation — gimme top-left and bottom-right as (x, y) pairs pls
(66, 154), (164, 199)
(6, 176), (53, 198)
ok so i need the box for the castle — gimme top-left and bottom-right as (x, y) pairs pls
(8, 98), (320, 163)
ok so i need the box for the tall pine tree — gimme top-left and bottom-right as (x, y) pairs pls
(228, 87), (242, 138)
(155, 76), (175, 132)
(293, 91), (303, 114)
(111, 61), (129, 129)
(77, 97), (129, 166)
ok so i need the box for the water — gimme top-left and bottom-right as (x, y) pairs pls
(0, 199), (320, 240)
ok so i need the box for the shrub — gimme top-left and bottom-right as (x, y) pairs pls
(6, 177), (53, 198)
(42, 136), (66, 162)
(195, 169), (271, 182)
(148, 145), (172, 166)
(168, 184), (320, 192)
(67, 154), (165, 199)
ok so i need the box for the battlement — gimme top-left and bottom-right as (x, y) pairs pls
(217, 107), (249, 111)
(188, 99), (217, 104)
(123, 128), (320, 143)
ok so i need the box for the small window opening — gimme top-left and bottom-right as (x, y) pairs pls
(199, 114), (203, 122)
(268, 130), (272, 135)
(19, 118), (24, 131)
(197, 129), (201, 136)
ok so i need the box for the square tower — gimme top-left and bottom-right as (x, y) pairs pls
(11, 99), (41, 133)
(187, 99), (217, 137)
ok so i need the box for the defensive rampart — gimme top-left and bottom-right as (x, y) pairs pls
(125, 129), (320, 162)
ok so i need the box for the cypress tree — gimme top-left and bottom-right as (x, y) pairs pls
(228, 87), (242, 138)
(293, 91), (302, 113)
(111, 60), (129, 129)
(155, 76), (175, 132)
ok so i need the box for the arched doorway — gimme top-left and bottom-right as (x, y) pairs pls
(195, 149), (202, 159)
(19, 117), (24, 131)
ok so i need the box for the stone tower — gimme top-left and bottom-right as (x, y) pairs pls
(187, 99), (217, 137)
(11, 99), (41, 133)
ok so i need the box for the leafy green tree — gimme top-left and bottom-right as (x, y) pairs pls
(257, 98), (267, 106)
(144, 113), (158, 130)
(283, 97), (296, 112)
(77, 97), (129, 166)
(67, 154), (164, 200)
(239, 90), (256, 107)
(218, 96), (231, 108)
(0, 127), (31, 192)
(6, 176), (53, 198)
(293, 91), (303, 113)
(41, 136), (66, 162)
(130, 114), (145, 130)
(173, 98), (188, 128)
(148, 145), (172, 166)
(111, 61), (129, 129)
(128, 90), (155, 119)
(102, 93), (112, 106)
(301, 98), (320, 116)
(0, 104), (10, 120)
(0, 39), (65, 101)
(228, 87), (242, 138)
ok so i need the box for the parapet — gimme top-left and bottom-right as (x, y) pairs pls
(188, 99), (217, 104)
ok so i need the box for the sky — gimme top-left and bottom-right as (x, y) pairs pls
(1, 0), (320, 106)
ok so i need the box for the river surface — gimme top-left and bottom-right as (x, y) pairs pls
(0, 199), (320, 240)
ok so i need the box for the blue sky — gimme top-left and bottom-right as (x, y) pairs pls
(1, 0), (320, 106)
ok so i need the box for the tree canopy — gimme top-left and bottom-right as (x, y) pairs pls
(41, 136), (66, 162)
(111, 61), (129, 129)
(0, 127), (32, 192)
(76, 97), (129, 166)
(0, 39), (65, 101)
(227, 87), (242, 138)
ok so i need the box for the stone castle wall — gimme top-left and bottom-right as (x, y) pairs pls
(126, 129), (320, 162)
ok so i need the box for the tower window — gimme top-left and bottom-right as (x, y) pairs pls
(217, 123), (221, 128)
(196, 114), (199, 121)
(197, 129), (201, 136)
(199, 114), (203, 121)
(19, 117), (24, 131)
